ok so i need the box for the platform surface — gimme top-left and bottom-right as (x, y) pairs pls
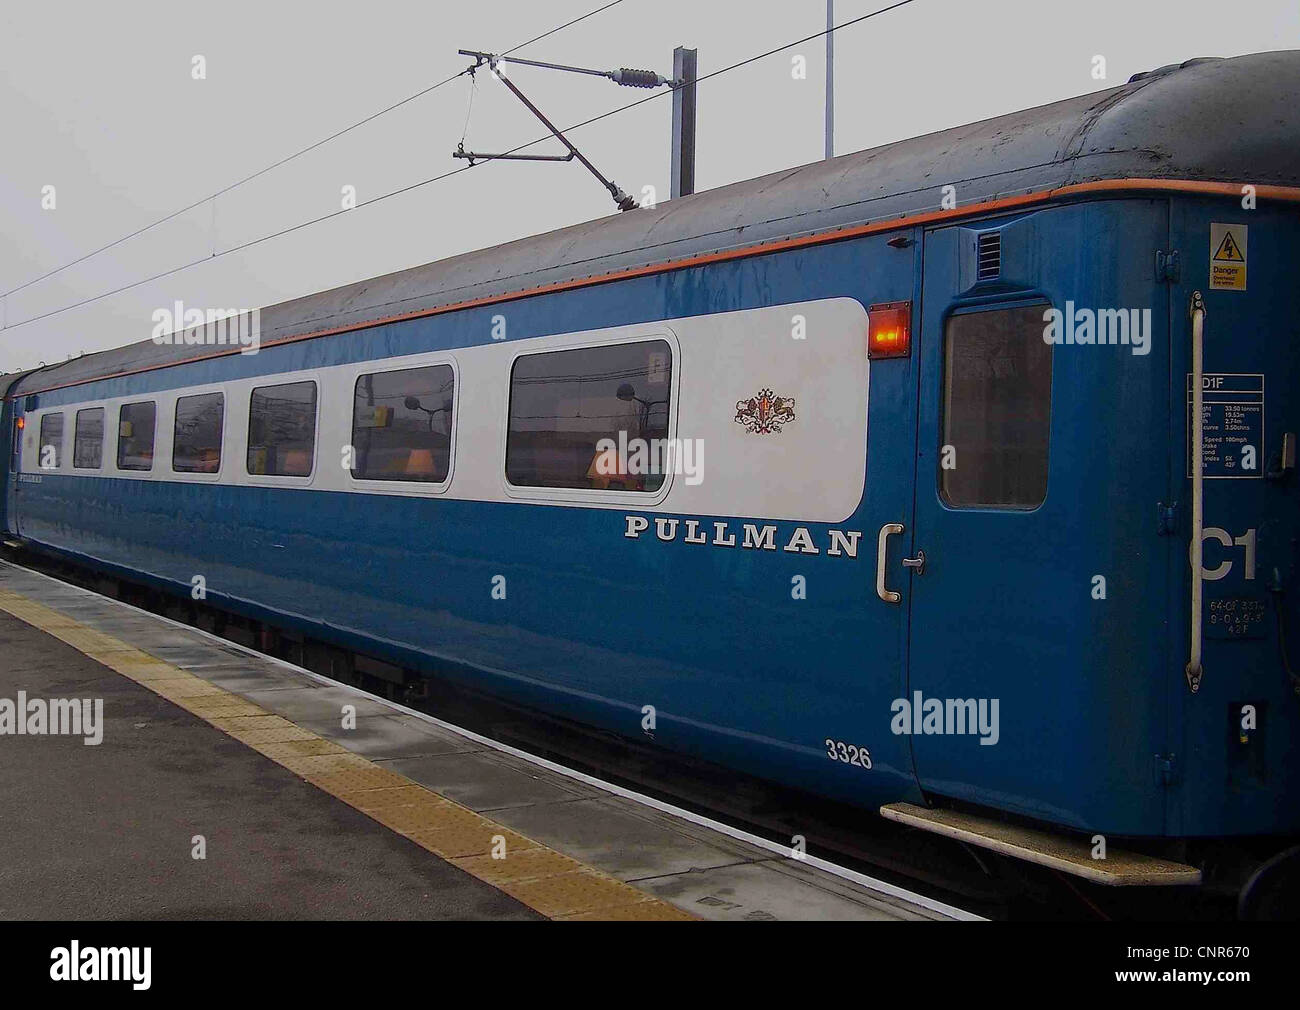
(0, 607), (538, 920)
(0, 560), (961, 921)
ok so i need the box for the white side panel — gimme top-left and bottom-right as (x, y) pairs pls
(18, 298), (870, 523)
(668, 298), (867, 522)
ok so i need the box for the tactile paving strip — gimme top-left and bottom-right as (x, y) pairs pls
(0, 589), (695, 921)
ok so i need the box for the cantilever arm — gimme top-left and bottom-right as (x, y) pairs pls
(452, 53), (638, 211)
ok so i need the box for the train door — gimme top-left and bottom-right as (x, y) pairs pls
(2, 400), (18, 537)
(900, 201), (1173, 834)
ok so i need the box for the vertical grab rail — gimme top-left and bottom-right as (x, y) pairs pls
(1186, 291), (1206, 693)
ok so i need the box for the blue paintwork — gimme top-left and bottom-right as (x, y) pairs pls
(1166, 198), (1300, 838)
(6, 194), (1299, 840)
(1, 397), (14, 534)
(911, 201), (1176, 835)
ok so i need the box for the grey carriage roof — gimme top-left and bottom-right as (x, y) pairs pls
(10, 48), (1300, 397)
(1, 371), (34, 399)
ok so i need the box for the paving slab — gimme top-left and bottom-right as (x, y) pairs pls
(0, 611), (538, 921)
(0, 559), (964, 921)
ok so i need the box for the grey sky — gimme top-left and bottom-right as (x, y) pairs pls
(1, 0), (1296, 374)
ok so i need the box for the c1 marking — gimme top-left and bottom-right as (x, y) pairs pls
(1191, 526), (1256, 581)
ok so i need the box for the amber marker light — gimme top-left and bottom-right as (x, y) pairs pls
(868, 301), (911, 359)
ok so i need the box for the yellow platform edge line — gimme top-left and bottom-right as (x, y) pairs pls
(0, 589), (694, 921)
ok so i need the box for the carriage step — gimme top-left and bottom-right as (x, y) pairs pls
(880, 802), (1201, 886)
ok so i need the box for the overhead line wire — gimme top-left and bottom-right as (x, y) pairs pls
(3, 0), (916, 332)
(0, 0), (628, 301)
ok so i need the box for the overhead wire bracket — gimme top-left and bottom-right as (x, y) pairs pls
(452, 49), (680, 211)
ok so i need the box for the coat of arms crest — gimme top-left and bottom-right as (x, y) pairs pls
(734, 388), (795, 434)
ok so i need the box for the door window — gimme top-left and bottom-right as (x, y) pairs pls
(940, 304), (1051, 508)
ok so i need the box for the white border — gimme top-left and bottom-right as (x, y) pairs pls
(498, 328), (680, 509)
(242, 371), (322, 486)
(17, 298), (869, 523)
(170, 387), (229, 483)
(342, 352), (459, 497)
(113, 398), (159, 474)
(71, 405), (107, 471)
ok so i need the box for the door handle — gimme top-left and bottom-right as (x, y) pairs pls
(902, 550), (926, 575)
(877, 523), (904, 604)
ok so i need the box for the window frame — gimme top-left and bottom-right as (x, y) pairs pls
(73, 406), (106, 471)
(499, 331), (680, 506)
(937, 298), (1053, 512)
(37, 411), (64, 471)
(116, 399), (158, 472)
(171, 388), (227, 479)
(346, 357), (458, 493)
(243, 376), (321, 483)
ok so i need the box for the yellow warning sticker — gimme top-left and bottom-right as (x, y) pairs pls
(1210, 222), (1247, 291)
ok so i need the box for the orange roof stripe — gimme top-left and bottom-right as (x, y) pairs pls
(12, 177), (1300, 398)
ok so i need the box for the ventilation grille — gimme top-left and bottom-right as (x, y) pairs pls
(976, 231), (1001, 281)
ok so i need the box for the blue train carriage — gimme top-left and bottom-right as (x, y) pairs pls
(3, 51), (1298, 904)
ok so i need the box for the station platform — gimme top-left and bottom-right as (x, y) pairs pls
(0, 559), (970, 921)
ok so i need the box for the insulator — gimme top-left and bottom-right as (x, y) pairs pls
(613, 68), (663, 88)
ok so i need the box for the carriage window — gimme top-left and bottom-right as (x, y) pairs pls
(351, 365), (454, 483)
(73, 407), (105, 469)
(173, 392), (224, 473)
(247, 380), (316, 477)
(38, 413), (64, 469)
(117, 400), (156, 471)
(506, 340), (672, 491)
(941, 305), (1051, 508)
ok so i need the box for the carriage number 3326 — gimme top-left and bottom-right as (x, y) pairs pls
(825, 739), (872, 769)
